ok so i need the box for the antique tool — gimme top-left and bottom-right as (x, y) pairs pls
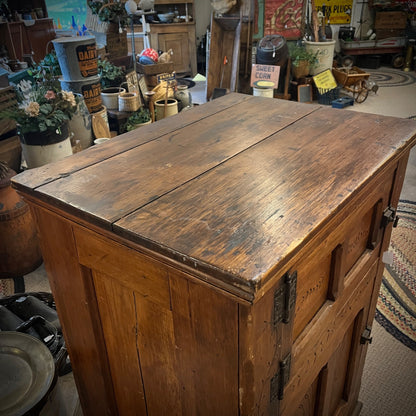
(310, 0), (319, 42)
(212, 56), (228, 99)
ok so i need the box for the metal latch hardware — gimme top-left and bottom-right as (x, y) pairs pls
(270, 353), (292, 402)
(382, 206), (399, 228)
(360, 326), (373, 345)
(273, 271), (297, 325)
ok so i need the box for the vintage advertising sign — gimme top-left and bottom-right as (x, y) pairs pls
(157, 73), (176, 83)
(264, 0), (304, 39)
(250, 64), (281, 88)
(315, 0), (353, 25)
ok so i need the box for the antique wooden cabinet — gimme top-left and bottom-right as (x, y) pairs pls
(13, 94), (416, 416)
(128, 22), (197, 76)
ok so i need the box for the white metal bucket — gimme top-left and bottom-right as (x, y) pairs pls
(53, 36), (98, 80)
(253, 87), (274, 98)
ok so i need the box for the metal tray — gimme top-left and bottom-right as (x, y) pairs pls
(0, 332), (55, 416)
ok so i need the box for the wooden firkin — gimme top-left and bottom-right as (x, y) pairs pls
(12, 94), (416, 415)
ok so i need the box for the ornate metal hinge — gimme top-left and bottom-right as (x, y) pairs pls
(382, 206), (399, 228)
(273, 271), (297, 325)
(270, 353), (292, 402)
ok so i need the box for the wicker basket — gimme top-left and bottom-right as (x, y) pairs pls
(137, 62), (175, 75)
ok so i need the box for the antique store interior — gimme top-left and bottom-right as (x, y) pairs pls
(1, 0), (416, 415)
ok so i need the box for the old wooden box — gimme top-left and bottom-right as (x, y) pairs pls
(12, 94), (416, 415)
(375, 11), (407, 29)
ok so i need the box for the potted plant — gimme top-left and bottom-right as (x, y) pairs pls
(126, 108), (151, 131)
(289, 43), (318, 79)
(98, 58), (126, 89)
(98, 58), (126, 110)
(87, 0), (129, 32)
(0, 80), (78, 168)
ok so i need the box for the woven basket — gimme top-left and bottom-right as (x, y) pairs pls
(137, 62), (175, 75)
(151, 81), (175, 102)
(118, 92), (141, 112)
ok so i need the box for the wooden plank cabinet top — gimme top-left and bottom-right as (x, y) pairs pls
(12, 94), (416, 302)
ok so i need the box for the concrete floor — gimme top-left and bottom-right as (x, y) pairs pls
(18, 68), (416, 415)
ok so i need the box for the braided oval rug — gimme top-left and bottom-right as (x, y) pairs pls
(376, 200), (416, 350)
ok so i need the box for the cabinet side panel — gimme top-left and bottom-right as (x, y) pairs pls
(239, 287), (283, 415)
(93, 271), (147, 415)
(170, 272), (239, 415)
(31, 206), (117, 416)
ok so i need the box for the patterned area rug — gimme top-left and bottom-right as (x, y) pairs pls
(368, 68), (416, 88)
(376, 200), (416, 350)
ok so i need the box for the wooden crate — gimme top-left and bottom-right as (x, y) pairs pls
(375, 28), (405, 39)
(0, 135), (21, 172)
(375, 11), (407, 29)
(106, 32), (128, 59)
(0, 86), (17, 140)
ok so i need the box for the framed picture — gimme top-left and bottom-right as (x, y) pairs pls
(297, 84), (313, 103)
(138, 75), (149, 102)
(126, 70), (140, 94)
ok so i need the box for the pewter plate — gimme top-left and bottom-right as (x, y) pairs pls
(0, 332), (55, 416)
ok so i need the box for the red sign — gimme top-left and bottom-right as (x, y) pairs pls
(264, 0), (304, 39)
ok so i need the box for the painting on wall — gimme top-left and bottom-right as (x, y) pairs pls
(263, 0), (305, 40)
(46, 0), (87, 30)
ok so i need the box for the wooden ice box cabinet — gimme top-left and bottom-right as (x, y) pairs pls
(13, 94), (416, 416)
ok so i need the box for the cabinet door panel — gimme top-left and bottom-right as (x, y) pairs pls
(281, 260), (377, 415)
(93, 271), (147, 415)
(158, 32), (190, 74)
(292, 165), (396, 340)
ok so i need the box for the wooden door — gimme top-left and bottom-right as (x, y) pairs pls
(158, 32), (190, 74)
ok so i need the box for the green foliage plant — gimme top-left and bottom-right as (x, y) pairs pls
(28, 51), (62, 90)
(98, 58), (126, 89)
(87, 0), (129, 27)
(126, 108), (151, 131)
(289, 43), (318, 68)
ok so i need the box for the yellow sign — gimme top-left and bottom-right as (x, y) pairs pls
(312, 69), (337, 94)
(315, 0), (353, 25)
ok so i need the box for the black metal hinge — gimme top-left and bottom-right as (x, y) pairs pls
(270, 353), (292, 402)
(273, 271), (297, 325)
(382, 206), (399, 228)
(360, 326), (373, 345)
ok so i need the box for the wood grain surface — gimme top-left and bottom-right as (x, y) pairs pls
(13, 94), (416, 293)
